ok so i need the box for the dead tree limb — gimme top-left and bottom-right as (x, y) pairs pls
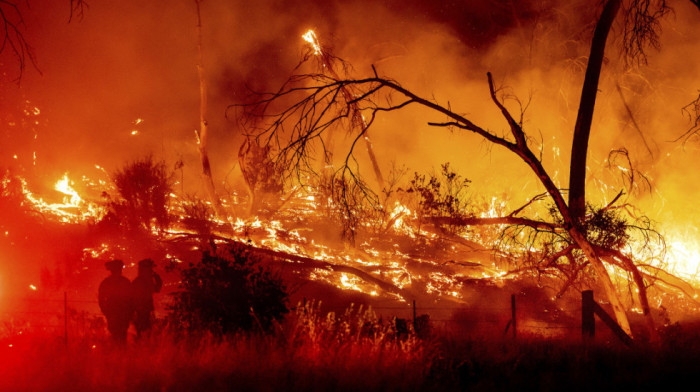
(0, 1), (39, 81)
(596, 246), (655, 337)
(622, 0), (671, 65)
(69, 0), (89, 22)
(676, 92), (700, 142)
(616, 83), (654, 158)
(194, 0), (223, 218)
(428, 216), (561, 232)
(507, 192), (548, 217)
(555, 256), (588, 299)
(303, 31), (385, 188)
(636, 264), (699, 303)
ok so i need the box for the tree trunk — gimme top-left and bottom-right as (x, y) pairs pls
(568, 0), (621, 224)
(520, 148), (634, 337)
(567, 228), (632, 336)
(195, 0), (223, 216)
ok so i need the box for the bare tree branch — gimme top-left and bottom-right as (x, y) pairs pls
(69, 0), (89, 23)
(0, 0), (39, 82)
(428, 215), (562, 232)
(622, 0), (671, 65)
(675, 92), (700, 143)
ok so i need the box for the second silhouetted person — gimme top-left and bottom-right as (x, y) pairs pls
(131, 258), (162, 338)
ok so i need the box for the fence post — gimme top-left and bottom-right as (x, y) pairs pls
(511, 294), (517, 339)
(412, 299), (416, 332)
(64, 291), (68, 346)
(582, 290), (595, 340)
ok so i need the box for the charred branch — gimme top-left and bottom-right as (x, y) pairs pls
(677, 92), (700, 142)
(69, 0), (89, 22)
(606, 148), (653, 197)
(166, 232), (412, 299)
(428, 216), (561, 232)
(0, 0), (39, 81)
(616, 83), (655, 158)
(622, 0), (671, 65)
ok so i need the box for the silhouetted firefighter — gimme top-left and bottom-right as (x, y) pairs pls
(131, 258), (162, 338)
(98, 259), (132, 344)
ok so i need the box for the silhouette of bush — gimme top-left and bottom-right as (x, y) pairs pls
(168, 244), (288, 334)
(101, 156), (173, 233)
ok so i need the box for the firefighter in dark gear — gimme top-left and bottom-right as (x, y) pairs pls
(131, 258), (162, 338)
(98, 259), (132, 344)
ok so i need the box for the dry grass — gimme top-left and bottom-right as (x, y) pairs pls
(2, 306), (700, 391)
(0, 303), (434, 392)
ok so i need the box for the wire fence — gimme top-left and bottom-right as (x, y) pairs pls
(1, 292), (599, 343)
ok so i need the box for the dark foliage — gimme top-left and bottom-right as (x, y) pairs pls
(405, 163), (471, 219)
(168, 244), (289, 335)
(101, 156), (173, 233)
(404, 162), (471, 235)
(582, 205), (630, 250)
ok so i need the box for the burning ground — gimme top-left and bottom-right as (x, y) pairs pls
(2, 0), (700, 389)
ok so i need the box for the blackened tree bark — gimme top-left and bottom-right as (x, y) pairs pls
(568, 0), (621, 225)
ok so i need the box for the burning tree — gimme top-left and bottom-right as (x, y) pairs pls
(240, 69), (654, 336)
(234, 1), (700, 338)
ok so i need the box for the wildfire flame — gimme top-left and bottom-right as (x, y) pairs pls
(302, 29), (322, 56)
(55, 174), (81, 207)
(1, 29), (697, 312)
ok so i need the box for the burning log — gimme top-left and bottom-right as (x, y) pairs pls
(166, 232), (413, 300)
